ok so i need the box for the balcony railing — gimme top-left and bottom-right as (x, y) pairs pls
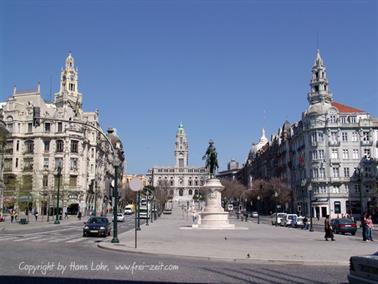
(361, 140), (373, 146)
(328, 140), (340, 146)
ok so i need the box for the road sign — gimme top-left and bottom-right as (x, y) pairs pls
(129, 177), (143, 192)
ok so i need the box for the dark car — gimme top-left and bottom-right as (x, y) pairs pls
(331, 218), (357, 235)
(348, 251), (378, 283)
(83, 217), (111, 237)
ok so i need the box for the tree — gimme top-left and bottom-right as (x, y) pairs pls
(220, 179), (247, 201)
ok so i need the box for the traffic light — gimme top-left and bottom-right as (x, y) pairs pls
(33, 106), (41, 127)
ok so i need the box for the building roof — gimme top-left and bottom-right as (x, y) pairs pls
(331, 101), (364, 113)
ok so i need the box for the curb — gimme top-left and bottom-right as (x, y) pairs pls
(97, 242), (349, 266)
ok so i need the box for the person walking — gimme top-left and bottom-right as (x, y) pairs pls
(303, 216), (308, 230)
(362, 212), (368, 241)
(324, 215), (335, 241)
(10, 210), (14, 223)
(77, 211), (82, 220)
(34, 211), (38, 221)
(366, 214), (374, 241)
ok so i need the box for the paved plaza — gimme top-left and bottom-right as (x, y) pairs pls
(99, 206), (377, 265)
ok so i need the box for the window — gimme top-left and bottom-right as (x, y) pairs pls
(16, 140), (19, 151)
(70, 158), (78, 171)
(55, 158), (63, 170)
(312, 168), (319, 179)
(329, 115), (337, 123)
(91, 148), (95, 158)
(23, 158), (33, 171)
(344, 168), (350, 178)
(44, 123), (50, 133)
(71, 140), (79, 153)
(342, 132), (348, 142)
(189, 189), (193, 195)
(334, 201), (341, 214)
(44, 140), (50, 152)
(311, 132), (317, 143)
(312, 151), (318, 160)
(349, 116), (356, 124)
(352, 149), (359, 159)
(24, 140), (34, 154)
(15, 158), (18, 168)
(43, 175), (48, 187)
(28, 123), (33, 133)
(69, 176), (77, 187)
(331, 132), (338, 142)
(332, 167), (340, 178)
(319, 168), (325, 179)
(56, 140), (64, 152)
(188, 179), (192, 186)
(6, 123), (13, 133)
(363, 149), (371, 158)
(54, 175), (61, 188)
(342, 149), (349, 159)
(57, 122), (63, 133)
(331, 149), (339, 159)
(4, 159), (12, 171)
(340, 117), (347, 124)
(69, 83), (75, 91)
(318, 132), (324, 142)
(318, 150), (324, 159)
(362, 131), (370, 141)
(351, 131), (358, 142)
(43, 158), (49, 169)
(91, 164), (94, 173)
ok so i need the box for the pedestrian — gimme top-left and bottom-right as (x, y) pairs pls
(366, 214), (374, 241)
(34, 211), (38, 221)
(10, 210), (14, 223)
(64, 211), (68, 219)
(77, 211), (82, 220)
(362, 212), (368, 241)
(244, 210), (248, 222)
(324, 215), (335, 241)
(303, 216), (308, 230)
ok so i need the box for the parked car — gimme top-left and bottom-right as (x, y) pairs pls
(331, 218), (357, 235)
(251, 211), (259, 218)
(112, 213), (125, 222)
(271, 213), (287, 226)
(292, 216), (305, 228)
(348, 251), (378, 284)
(124, 207), (134, 215)
(83, 217), (111, 237)
(282, 214), (298, 227)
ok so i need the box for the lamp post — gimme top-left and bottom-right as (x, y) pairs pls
(257, 195), (261, 224)
(111, 157), (121, 244)
(146, 189), (149, 226)
(356, 168), (363, 216)
(274, 191), (278, 227)
(308, 183), (313, 232)
(54, 164), (62, 224)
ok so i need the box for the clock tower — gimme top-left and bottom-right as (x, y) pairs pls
(175, 122), (188, 168)
(54, 52), (83, 114)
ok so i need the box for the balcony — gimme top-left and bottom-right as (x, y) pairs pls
(361, 140), (373, 146)
(4, 167), (13, 173)
(328, 140), (340, 147)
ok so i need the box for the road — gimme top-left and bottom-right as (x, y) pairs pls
(0, 214), (350, 284)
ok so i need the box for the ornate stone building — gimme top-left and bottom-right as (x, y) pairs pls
(240, 50), (378, 219)
(0, 53), (125, 216)
(147, 123), (208, 201)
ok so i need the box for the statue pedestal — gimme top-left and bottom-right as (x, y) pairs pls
(194, 178), (235, 230)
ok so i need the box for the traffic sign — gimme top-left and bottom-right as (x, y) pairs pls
(129, 177), (143, 192)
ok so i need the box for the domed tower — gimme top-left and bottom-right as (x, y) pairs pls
(175, 122), (188, 168)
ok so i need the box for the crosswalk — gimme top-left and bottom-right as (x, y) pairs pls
(0, 233), (106, 245)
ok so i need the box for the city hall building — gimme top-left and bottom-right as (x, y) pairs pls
(147, 123), (208, 202)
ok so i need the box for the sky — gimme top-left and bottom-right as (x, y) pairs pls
(0, 0), (377, 174)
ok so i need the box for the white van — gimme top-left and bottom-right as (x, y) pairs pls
(271, 213), (287, 226)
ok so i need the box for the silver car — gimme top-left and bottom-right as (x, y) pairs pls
(348, 251), (378, 284)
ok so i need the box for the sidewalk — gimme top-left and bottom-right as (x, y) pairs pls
(99, 208), (377, 265)
(0, 215), (86, 231)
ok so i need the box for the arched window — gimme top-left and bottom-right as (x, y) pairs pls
(188, 189), (193, 195)
(179, 188), (183, 196)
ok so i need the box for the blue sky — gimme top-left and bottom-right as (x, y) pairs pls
(1, 0), (377, 174)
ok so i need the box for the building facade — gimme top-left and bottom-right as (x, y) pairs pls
(0, 53), (125, 216)
(147, 123), (208, 201)
(240, 49), (378, 219)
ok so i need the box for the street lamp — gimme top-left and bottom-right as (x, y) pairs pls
(111, 156), (122, 244)
(308, 183), (313, 232)
(54, 163), (62, 224)
(257, 195), (261, 224)
(274, 191), (278, 227)
(356, 168), (363, 216)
